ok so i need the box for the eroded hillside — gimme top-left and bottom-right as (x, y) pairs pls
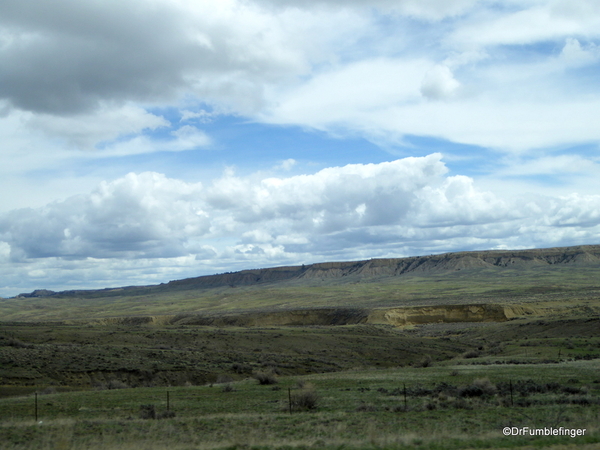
(2, 244), (600, 323)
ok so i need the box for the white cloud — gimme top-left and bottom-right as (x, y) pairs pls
(29, 104), (169, 150)
(449, 1), (600, 49)
(276, 159), (297, 171)
(548, 194), (600, 227)
(2, 0), (600, 156)
(98, 125), (210, 157)
(497, 155), (600, 177)
(262, 57), (429, 129)
(3, 154), (600, 295)
(420, 65), (461, 100)
(0, 172), (207, 261)
(256, 0), (480, 21)
(559, 38), (599, 67)
(253, 2), (600, 152)
(180, 109), (218, 123)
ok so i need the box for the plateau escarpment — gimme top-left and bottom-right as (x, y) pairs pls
(164, 244), (600, 290)
(4, 244), (600, 324)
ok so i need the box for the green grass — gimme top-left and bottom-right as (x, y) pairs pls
(0, 361), (598, 449)
(1, 317), (599, 395)
(2, 257), (600, 448)
(2, 264), (600, 322)
(0, 322), (474, 393)
(0, 317), (599, 448)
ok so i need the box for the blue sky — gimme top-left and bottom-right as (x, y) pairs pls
(2, 0), (600, 296)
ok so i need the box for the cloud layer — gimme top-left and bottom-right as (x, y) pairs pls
(2, 155), (600, 295)
(2, 0), (600, 152)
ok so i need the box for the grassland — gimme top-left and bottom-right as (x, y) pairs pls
(2, 263), (600, 322)
(0, 360), (598, 449)
(1, 248), (600, 448)
(1, 315), (600, 449)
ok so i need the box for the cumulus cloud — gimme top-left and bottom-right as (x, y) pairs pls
(559, 38), (599, 67)
(420, 65), (461, 100)
(3, 154), (600, 295)
(0, 172), (208, 260)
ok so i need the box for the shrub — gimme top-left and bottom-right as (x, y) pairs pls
(254, 371), (278, 385)
(415, 355), (432, 368)
(562, 386), (582, 394)
(424, 401), (437, 410)
(106, 379), (129, 390)
(463, 350), (480, 359)
(215, 374), (234, 384)
(221, 383), (235, 393)
(459, 378), (496, 397)
(139, 404), (156, 420)
(472, 378), (497, 395)
(157, 410), (176, 419)
(291, 388), (318, 411)
(2, 338), (34, 349)
(231, 363), (252, 374)
(355, 402), (378, 412)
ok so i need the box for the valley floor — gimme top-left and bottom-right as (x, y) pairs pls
(1, 315), (600, 449)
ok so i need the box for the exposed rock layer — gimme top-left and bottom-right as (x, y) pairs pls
(88, 302), (599, 328)
(166, 245), (600, 290)
(16, 244), (600, 298)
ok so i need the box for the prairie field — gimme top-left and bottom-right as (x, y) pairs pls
(0, 360), (599, 449)
(1, 316), (600, 449)
(2, 248), (600, 448)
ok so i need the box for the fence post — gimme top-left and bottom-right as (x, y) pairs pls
(403, 383), (407, 411)
(288, 388), (292, 414)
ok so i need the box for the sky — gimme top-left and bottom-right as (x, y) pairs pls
(2, 0), (600, 297)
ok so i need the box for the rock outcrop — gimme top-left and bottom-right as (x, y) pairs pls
(165, 244), (600, 290)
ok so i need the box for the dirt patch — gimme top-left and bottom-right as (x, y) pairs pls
(368, 304), (508, 326)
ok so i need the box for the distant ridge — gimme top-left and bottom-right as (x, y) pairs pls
(15, 244), (600, 298)
(164, 244), (600, 290)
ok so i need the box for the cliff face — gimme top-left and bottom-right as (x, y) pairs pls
(368, 304), (508, 326)
(16, 244), (600, 299)
(88, 302), (600, 328)
(166, 244), (600, 289)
